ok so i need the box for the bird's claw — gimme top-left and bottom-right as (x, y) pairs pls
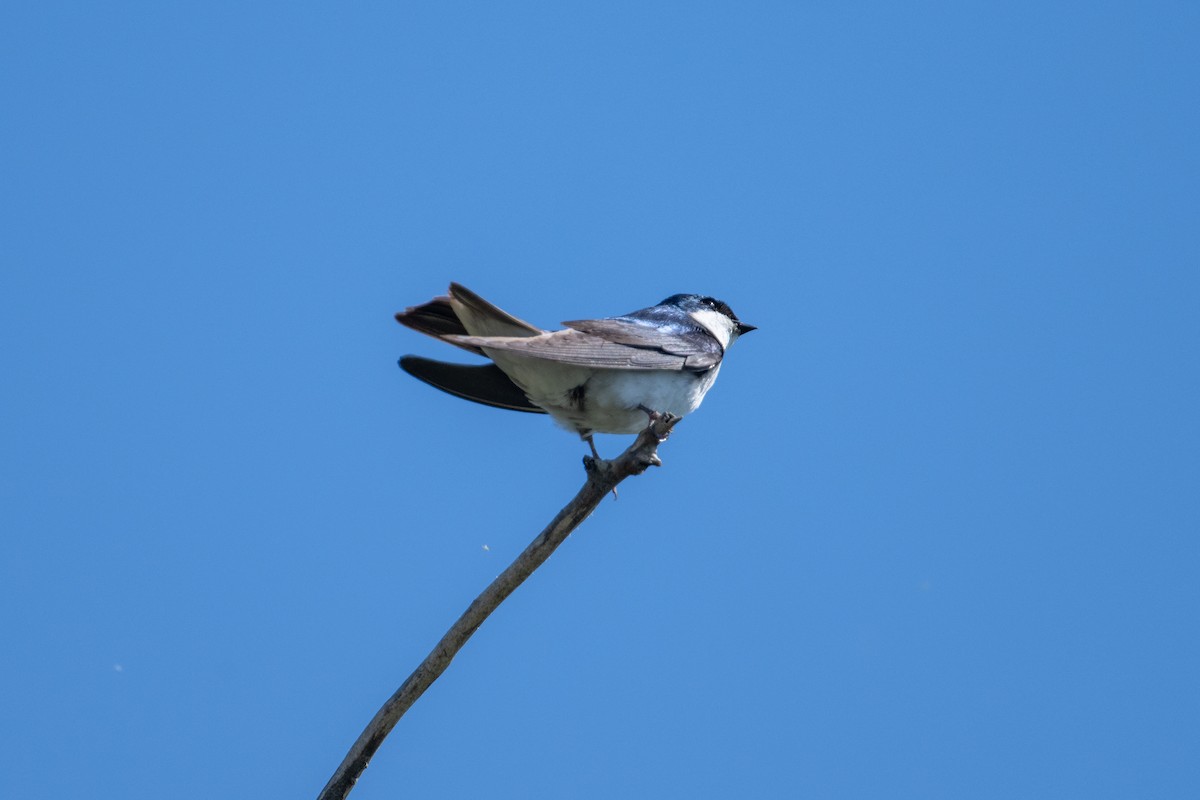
(637, 403), (661, 423)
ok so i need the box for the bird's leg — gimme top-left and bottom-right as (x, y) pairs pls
(636, 403), (662, 423)
(581, 432), (619, 500)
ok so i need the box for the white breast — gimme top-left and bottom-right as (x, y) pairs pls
(576, 364), (722, 434)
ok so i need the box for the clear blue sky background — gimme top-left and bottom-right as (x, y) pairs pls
(2, 3), (1197, 798)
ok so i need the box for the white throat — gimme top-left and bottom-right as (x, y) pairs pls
(688, 308), (737, 349)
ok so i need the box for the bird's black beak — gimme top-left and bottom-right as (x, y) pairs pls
(736, 322), (757, 335)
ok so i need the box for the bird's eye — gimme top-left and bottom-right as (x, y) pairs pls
(704, 297), (735, 318)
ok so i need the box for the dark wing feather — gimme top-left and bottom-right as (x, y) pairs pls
(399, 356), (546, 413)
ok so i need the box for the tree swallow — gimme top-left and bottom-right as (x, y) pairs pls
(396, 283), (755, 457)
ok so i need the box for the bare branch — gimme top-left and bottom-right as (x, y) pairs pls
(317, 414), (680, 800)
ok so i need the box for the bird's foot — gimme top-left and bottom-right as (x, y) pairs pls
(636, 403), (661, 423)
(638, 408), (678, 443)
(582, 434), (621, 499)
(635, 406), (680, 442)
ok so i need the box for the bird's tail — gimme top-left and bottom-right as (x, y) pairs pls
(394, 283), (542, 354)
(446, 282), (543, 339)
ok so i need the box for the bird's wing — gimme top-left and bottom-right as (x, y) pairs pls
(561, 318), (723, 370)
(448, 318), (721, 371)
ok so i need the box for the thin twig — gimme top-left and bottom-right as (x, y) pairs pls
(316, 414), (680, 800)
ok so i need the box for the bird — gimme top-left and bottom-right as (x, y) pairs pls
(395, 283), (755, 458)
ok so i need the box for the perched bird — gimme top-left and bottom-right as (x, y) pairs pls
(395, 283), (754, 457)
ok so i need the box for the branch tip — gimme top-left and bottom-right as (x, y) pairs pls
(317, 415), (684, 800)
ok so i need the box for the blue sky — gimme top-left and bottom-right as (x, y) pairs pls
(2, 2), (1198, 798)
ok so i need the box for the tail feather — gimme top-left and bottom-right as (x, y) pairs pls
(395, 296), (484, 355)
(398, 356), (546, 414)
(448, 282), (542, 338)
(395, 283), (543, 355)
